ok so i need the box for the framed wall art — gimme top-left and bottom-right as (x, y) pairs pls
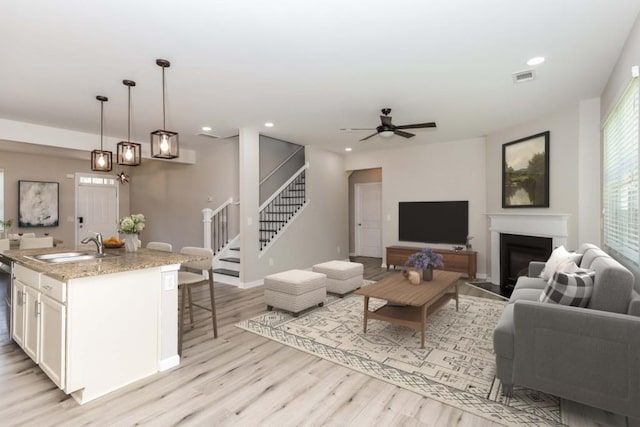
(502, 131), (550, 208)
(18, 180), (59, 227)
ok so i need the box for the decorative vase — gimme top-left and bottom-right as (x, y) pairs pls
(423, 266), (433, 282)
(124, 233), (138, 252)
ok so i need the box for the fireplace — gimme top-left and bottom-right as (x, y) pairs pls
(500, 233), (552, 295)
(488, 213), (570, 296)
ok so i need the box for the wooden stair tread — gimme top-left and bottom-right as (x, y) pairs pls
(213, 268), (240, 277)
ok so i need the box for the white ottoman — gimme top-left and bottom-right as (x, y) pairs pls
(264, 269), (327, 316)
(312, 260), (364, 297)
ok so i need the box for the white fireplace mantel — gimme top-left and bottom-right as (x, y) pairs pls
(487, 213), (571, 284)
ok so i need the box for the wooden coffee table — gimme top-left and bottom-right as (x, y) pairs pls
(354, 270), (461, 348)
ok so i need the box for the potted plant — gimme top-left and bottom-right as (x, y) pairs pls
(404, 247), (444, 282)
(117, 213), (145, 252)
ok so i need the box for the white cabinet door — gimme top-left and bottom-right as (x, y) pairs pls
(11, 280), (25, 347)
(23, 286), (40, 363)
(39, 295), (66, 389)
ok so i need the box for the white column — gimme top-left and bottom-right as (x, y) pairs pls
(239, 128), (260, 285)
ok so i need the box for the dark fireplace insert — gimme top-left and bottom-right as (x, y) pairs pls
(500, 233), (552, 297)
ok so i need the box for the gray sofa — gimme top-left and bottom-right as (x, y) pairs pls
(493, 243), (640, 419)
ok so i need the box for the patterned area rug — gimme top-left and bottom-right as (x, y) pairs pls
(237, 292), (563, 426)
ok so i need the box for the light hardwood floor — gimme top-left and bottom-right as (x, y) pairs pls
(0, 258), (627, 426)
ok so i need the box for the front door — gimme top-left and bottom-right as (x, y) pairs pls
(355, 182), (382, 257)
(76, 175), (119, 245)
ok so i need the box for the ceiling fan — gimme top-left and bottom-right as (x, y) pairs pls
(341, 108), (436, 141)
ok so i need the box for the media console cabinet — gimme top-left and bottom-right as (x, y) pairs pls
(386, 245), (477, 280)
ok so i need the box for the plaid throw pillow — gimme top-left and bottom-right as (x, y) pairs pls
(539, 270), (595, 307)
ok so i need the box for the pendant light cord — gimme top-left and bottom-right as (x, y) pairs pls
(100, 99), (104, 151)
(162, 66), (166, 130)
(127, 85), (131, 142)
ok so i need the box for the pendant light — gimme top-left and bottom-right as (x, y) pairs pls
(150, 59), (179, 159)
(91, 95), (113, 172)
(117, 79), (141, 166)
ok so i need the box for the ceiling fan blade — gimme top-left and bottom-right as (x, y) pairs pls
(380, 115), (393, 126)
(394, 130), (415, 138)
(359, 132), (379, 142)
(339, 128), (376, 131)
(395, 122), (437, 130)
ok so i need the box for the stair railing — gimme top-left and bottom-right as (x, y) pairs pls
(202, 197), (233, 255)
(258, 162), (308, 250)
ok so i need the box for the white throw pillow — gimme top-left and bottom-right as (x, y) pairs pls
(540, 245), (572, 281)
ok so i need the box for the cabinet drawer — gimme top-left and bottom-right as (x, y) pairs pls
(14, 264), (41, 288)
(40, 275), (66, 303)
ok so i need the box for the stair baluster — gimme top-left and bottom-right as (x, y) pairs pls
(259, 166), (307, 251)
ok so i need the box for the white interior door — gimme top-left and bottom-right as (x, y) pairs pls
(355, 183), (382, 257)
(76, 175), (119, 245)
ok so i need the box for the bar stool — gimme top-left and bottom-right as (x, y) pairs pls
(19, 236), (53, 249)
(177, 247), (217, 355)
(146, 242), (172, 252)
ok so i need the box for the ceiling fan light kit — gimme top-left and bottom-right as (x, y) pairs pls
(91, 95), (113, 172)
(151, 58), (180, 159)
(117, 79), (142, 166)
(346, 108), (437, 142)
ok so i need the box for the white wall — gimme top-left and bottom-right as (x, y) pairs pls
(602, 13), (640, 120)
(345, 138), (488, 277)
(578, 98), (601, 246)
(485, 104), (582, 276)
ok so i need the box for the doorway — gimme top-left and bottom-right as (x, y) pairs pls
(354, 182), (382, 257)
(75, 174), (119, 246)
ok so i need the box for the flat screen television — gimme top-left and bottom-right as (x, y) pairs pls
(399, 201), (468, 244)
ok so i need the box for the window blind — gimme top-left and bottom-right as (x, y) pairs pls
(603, 79), (639, 265)
(0, 169), (3, 231)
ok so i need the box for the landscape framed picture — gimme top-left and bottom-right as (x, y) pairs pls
(502, 131), (550, 208)
(18, 180), (59, 227)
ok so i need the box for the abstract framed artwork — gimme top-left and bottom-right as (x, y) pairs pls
(502, 131), (550, 208)
(18, 180), (59, 227)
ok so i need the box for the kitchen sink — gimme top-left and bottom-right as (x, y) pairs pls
(25, 251), (119, 264)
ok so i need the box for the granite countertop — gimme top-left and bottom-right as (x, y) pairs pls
(3, 247), (204, 282)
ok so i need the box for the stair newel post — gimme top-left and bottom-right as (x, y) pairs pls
(202, 208), (213, 250)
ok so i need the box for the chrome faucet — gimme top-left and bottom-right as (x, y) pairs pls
(81, 232), (104, 255)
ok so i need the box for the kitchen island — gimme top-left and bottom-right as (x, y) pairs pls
(4, 247), (202, 404)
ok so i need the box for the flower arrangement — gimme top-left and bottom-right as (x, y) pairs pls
(404, 247), (444, 270)
(117, 213), (145, 234)
(0, 218), (12, 239)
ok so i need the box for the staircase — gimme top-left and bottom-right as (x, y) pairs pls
(202, 199), (241, 285)
(203, 164), (309, 286)
(212, 238), (241, 285)
(259, 164), (308, 251)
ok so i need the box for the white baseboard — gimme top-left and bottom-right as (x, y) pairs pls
(159, 355), (180, 371)
(241, 279), (264, 289)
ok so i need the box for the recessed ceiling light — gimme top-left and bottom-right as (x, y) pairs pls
(264, 122), (274, 128)
(527, 56), (545, 66)
(201, 126), (212, 131)
(345, 147), (352, 152)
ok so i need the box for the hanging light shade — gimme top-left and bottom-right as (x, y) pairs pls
(117, 80), (141, 166)
(91, 95), (113, 172)
(150, 59), (179, 159)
